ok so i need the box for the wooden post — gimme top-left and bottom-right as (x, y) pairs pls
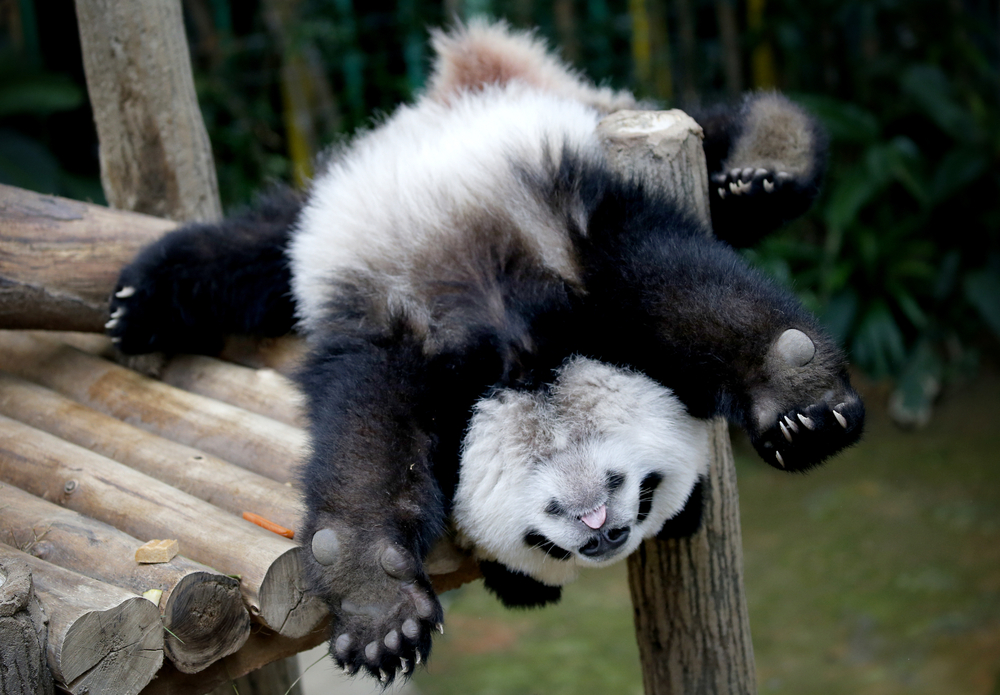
(598, 110), (757, 694)
(0, 544), (164, 695)
(0, 556), (54, 695)
(0, 483), (251, 674)
(74, 0), (221, 222)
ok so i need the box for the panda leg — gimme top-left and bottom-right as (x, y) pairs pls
(296, 336), (448, 682)
(107, 188), (302, 355)
(693, 93), (827, 247)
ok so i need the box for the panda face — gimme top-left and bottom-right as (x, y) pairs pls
(454, 357), (711, 587)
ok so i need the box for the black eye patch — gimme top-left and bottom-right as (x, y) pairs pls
(545, 499), (565, 516)
(523, 530), (572, 561)
(607, 470), (625, 491)
(637, 472), (663, 523)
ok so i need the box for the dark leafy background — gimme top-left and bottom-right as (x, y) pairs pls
(2, 0), (998, 421)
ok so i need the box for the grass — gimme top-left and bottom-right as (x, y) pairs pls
(413, 368), (1000, 694)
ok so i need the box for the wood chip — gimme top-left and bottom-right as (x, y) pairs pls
(135, 539), (179, 564)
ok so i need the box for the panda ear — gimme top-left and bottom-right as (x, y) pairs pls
(479, 560), (563, 608)
(655, 480), (705, 540)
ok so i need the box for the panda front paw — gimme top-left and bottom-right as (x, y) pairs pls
(708, 166), (817, 247)
(304, 526), (443, 684)
(751, 397), (864, 472)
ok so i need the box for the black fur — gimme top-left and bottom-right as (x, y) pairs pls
(108, 94), (861, 680)
(479, 560), (563, 608)
(656, 480), (705, 540)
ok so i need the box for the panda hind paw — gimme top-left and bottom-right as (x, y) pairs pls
(752, 397), (865, 472)
(307, 529), (443, 683)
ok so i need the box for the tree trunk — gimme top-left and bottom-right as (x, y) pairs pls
(597, 110), (757, 695)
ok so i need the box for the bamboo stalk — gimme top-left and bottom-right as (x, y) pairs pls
(0, 184), (175, 332)
(0, 416), (326, 638)
(0, 331), (306, 483)
(0, 555), (54, 695)
(0, 483), (250, 674)
(0, 372), (302, 531)
(0, 544), (163, 695)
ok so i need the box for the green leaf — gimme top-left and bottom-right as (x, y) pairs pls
(931, 145), (990, 203)
(888, 340), (942, 428)
(851, 301), (906, 378)
(823, 164), (880, 232)
(793, 94), (880, 144)
(963, 268), (1000, 339)
(900, 65), (980, 143)
(0, 74), (84, 117)
(820, 289), (858, 346)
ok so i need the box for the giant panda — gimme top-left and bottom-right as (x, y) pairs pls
(107, 20), (864, 683)
(455, 356), (711, 606)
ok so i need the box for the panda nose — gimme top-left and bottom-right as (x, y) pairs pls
(579, 526), (631, 557)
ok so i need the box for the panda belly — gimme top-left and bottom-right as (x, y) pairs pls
(287, 84), (603, 339)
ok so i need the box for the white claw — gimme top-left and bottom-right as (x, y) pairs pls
(110, 307), (125, 319)
(783, 415), (799, 433)
(780, 421), (793, 443)
(416, 652), (422, 665)
(797, 413), (815, 430)
(115, 286), (136, 299)
(834, 410), (848, 428)
(777, 171), (792, 181)
(739, 180), (753, 194)
(718, 187), (727, 199)
(400, 658), (410, 674)
(380, 669), (388, 683)
(104, 318), (118, 329)
(775, 451), (785, 468)
(763, 179), (775, 193)
(436, 623), (444, 635)
(729, 181), (741, 195)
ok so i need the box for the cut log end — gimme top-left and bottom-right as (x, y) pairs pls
(258, 548), (326, 639)
(163, 572), (251, 674)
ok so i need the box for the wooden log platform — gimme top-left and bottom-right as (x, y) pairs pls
(0, 544), (164, 695)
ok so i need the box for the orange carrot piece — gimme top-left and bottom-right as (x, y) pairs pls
(242, 511), (295, 539)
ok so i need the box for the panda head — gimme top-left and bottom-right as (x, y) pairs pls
(454, 357), (710, 588)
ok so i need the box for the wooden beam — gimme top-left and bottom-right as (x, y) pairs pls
(0, 483), (250, 674)
(0, 185), (175, 332)
(598, 110), (757, 694)
(0, 372), (302, 531)
(0, 332), (307, 484)
(73, 0), (222, 222)
(0, 555), (54, 695)
(0, 544), (163, 695)
(0, 416), (326, 639)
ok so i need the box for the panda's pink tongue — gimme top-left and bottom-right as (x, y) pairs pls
(581, 504), (607, 530)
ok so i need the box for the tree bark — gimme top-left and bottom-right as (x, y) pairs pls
(73, 0), (221, 222)
(0, 184), (175, 331)
(597, 110), (757, 695)
(0, 482), (250, 674)
(0, 415), (326, 639)
(0, 556), (54, 695)
(1, 544), (163, 695)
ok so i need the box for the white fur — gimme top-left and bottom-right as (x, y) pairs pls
(288, 83), (605, 336)
(454, 357), (710, 587)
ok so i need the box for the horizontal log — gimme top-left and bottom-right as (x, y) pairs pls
(160, 355), (304, 427)
(0, 544), (163, 695)
(0, 484), (250, 673)
(0, 555), (54, 695)
(0, 416), (326, 638)
(0, 184), (175, 332)
(0, 372), (302, 531)
(0, 331), (307, 483)
(140, 620), (329, 695)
